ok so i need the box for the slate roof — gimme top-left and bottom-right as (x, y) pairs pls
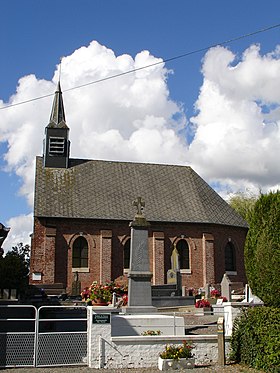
(34, 156), (248, 228)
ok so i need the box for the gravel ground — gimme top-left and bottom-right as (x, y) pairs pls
(0, 364), (264, 373)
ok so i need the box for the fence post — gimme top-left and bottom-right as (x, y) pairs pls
(217, 316), (225, 366)
(173, 312), (176, 335)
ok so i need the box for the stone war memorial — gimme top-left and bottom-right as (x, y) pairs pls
(88, 201), (189, 368)
(126, 196), (156, 313)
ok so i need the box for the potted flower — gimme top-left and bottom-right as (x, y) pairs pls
(158, 340), (194, 370)
(195, 298), (211, 308)
(81, 281), (113, 306)
(210, 289), (221, 298)
(81, 280), (129, 306)
(142, 330), (161, 336)
(195, 298), (212, 315)
(112, 280), (128, 296)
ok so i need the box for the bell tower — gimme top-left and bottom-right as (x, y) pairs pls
(43, 82), (70, 168)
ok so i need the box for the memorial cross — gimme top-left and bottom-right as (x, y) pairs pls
(133, 196), (145, 215)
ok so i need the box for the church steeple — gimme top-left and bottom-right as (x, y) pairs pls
(43, 82), (70, 168)
(48, 82), (67, 128)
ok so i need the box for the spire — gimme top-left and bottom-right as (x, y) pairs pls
(44, 80), (70, 168)
(48, 81), (68, 128)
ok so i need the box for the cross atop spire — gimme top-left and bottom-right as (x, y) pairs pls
(48, 81), (68, 128)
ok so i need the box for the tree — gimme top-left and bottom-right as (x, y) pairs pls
(0, 243), (30, 294)
(228, 191), (258, 223)
(244, 191), (280, 307)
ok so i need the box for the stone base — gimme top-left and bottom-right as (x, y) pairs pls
(158, 357), (195, 370)
(152, 296), (194, 308)
(111, 313), (185, 336)
(122, 305), (157, 314)
(91, 305), (120, 313)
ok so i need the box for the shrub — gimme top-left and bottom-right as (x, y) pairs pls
(230, 307), (280, 372)
(244, 191), (280, 307)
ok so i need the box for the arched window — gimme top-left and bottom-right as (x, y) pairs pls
(225, 242), (236, 271)
(124, 239), (131, 270)
(176, 239), (190, 270)
(72, 236), (88, 268)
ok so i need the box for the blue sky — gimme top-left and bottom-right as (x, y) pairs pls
(1, 1), (280, 251)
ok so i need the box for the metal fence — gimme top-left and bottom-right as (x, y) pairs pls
(0, 305), (88, 368)
(0, 305), (37, 367)
(0, 304), (227, 368)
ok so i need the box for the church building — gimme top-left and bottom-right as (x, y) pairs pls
(29, 83), (248, 295)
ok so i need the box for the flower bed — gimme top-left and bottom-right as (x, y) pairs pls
(159, 340), (194, 359)
(158, 341), (195, 370)
(81, 280), (128, 305)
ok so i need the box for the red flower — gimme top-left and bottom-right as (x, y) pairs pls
(195, 299), (211, 308)
(210, 289), (221, 298)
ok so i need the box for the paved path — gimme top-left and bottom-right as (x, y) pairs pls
(0, 364), (264, 372)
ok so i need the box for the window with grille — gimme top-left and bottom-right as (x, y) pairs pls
(72, 237), (88, 268)
(225, 242), (236, 271)
(177, 239), (190, 269)
(49, 137), (65, 154)
(124, 238), (131, 270)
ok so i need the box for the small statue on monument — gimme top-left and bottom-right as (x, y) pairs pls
(171, 244), (180, 271)
(167, 244), (181, 288)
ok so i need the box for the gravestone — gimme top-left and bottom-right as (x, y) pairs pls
(221, 273), (231, 301)
(71, 271), (81, 296)
(243, 284), (263, 304)
(10, 289), (17, 300)
(205, 284), (216, 299)
(167, 269), (177, 285)
(125, 197), (156, 313)
(221, 273), (245, 302)
(167, 245), (181, 290)
(3, 289), (9, 300)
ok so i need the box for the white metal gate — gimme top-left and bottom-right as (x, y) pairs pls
(0, 305), (37, 367)
(0, 305), (88, 368)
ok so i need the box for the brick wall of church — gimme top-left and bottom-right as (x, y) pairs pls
(30, 217), (247, 295)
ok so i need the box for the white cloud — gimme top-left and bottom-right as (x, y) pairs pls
(0, 41), (188, 249)
(189, 44), (280, 192)
(1, 41), (280, 250)
(2, 214), (33, 253)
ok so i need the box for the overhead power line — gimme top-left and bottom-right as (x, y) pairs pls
(1, 22), (280, 111)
